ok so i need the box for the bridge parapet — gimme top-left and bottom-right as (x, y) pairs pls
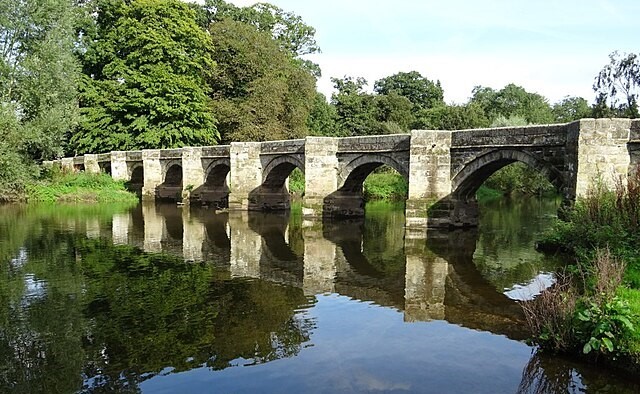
(337, 134), (410, 152)
(201, 145), (230, 158)
(260, 139), (305, 155)
(451, 124), (568, 147)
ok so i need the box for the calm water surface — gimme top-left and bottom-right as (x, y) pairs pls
(0, 199), (638, 393)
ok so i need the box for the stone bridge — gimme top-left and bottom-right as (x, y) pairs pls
(53, 118), (640, 229)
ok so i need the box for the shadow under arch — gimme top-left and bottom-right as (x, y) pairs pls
(156, 162), (183, 202)
(191, 159), (231, 208)
(324, 154), (409, 218)
(125, 164), (144, 196)
(429, 149), (567, 227)
(248, 155), (304, 211)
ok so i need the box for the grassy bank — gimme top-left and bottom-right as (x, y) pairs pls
(27, 170), (139, 204)
(526, 167), (640, 370)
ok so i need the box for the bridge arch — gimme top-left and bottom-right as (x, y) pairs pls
(162, 161), (183, 186)
(338, 154), (408, 192)
(204, 159), (231, 187)
(129, 164), (144, 184)
(451, 149), (565, 200)
(262, 155), (305, 189)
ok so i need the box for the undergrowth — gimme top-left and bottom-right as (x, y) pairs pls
(27, 166), (138, 204)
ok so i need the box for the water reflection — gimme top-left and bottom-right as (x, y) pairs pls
(1, 201), (638, 393)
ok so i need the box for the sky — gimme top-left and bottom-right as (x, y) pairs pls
(220, 0), (639, 104)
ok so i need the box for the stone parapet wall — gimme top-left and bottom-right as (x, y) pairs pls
(337, 134), (410, 152)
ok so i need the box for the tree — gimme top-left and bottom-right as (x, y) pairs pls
(71, 0), (217, 154)
(552, 96), (592, 123)
(208, 18), (316, 142)
(470, 84), (554, 125)
(415, 102), (490, 130)
(198, 0), (321, 76)
(0, 0), (79, 196)
(373, 71), (444, 111)
(593, 51), (640, 118)
(307, 92), (339, 136)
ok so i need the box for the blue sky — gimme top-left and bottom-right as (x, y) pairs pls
(226, 0), (639, 104)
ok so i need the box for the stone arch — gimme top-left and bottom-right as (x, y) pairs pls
(129, 164), (144, 184)
(204, 159), (231, 187)
(262, 155), (305, 189)
(339, 154), (408, 193)
(451, 149), (565, 200)
(99, 162), (112, 175)
(163, 161), (183, 186)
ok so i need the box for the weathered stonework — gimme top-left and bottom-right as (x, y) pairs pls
(181, 147), (204, 203)
(141, 149), (162, 199)
(573, 118), (632, 197)
(111, 151), (128, 181)
(83, 154), (100, 174)
(60, 118), (638, 229)
(229, 142), (262, 210)
(302, 137), (339, 217)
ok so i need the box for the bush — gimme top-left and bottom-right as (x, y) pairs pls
(27, 169), (138, 203)
(363, 168), (408, 201)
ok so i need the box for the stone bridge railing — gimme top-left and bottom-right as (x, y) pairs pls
(49, 118), (639, 230)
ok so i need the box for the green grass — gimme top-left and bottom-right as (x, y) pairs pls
(363, 171), (408, 201)
(27, 171), (139, 204)
(475, 185), (503, 202)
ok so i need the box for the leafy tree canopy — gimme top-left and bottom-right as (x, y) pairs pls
(373, 71), (444, 111)
(208, 18), (316, 142)
(552, 96), (592, 123)
(593, 51), (640, 118)
(197, 0), (320, 76)
(470, 83), (554, 125)
(71, 0), (218, 154)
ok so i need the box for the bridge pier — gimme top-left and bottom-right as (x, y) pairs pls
(84, 154), (100, 174)
(182, 147), (205, 204)
(404, 130), (477, 231)
(142, 149), (162, 200)
(302, 137), (339, 218)
(229, 142), (263, 210)
(111, 151), (128, 181)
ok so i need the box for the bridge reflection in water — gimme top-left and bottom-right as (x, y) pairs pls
(85, 201), (527, 340)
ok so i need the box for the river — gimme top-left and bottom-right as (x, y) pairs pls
(0, 198), (638, 393)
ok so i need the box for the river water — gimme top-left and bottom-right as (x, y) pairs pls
(0, 198), (638, 393)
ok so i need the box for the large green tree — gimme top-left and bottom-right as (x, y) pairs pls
(197, 0), (321, 77)
(552, 96), (592, 123)
(593, 51), (640, 118)
(374, 71), (444, 112)
(0, 0), (79, 197)
(71, 0), (217, 154)
(470, 84), (554, 125)
(208, 18), (316, 142)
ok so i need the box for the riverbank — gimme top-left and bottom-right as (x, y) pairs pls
(26, 170), (139, 204)
(528, 167), (640, 373)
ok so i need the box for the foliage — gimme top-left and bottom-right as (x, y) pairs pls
(363, 167), (408, 201)
(415, 102), (490, 130)
(593, 51), (640, 118)
(522, 250), (636, 356)
(374, 71), (444, 109)
(208, 18), (316, 142)
(0, 0), (79, 197)
(26, 168), (138, 203)
(552, 96), (592, 123)
(288, 167), (304, 195)
(470, 83), (554, 125)
(530, 167), (640, 362)
(307, 92), (339, 136)
(72, 0), (217, 154)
